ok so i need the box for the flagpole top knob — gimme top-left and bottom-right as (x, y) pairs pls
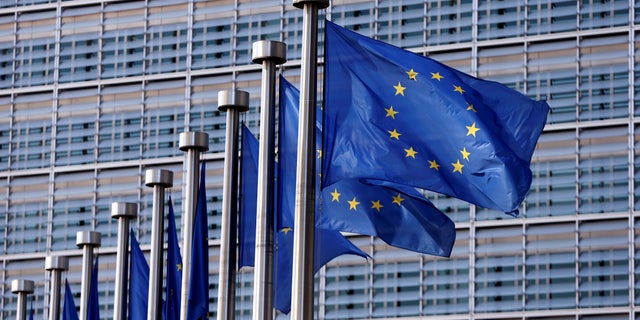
(76, 231), (102, 248)
(218, 90), (250, 112)
(293, 0), (329, 9)
(252, 40), (287, 65)
(179, 131), (209, 152)
(45, 256), (69, 271)
(111, 202), (138, 219)
(144, 169), (174, 188)
(11, 279), (34, 294)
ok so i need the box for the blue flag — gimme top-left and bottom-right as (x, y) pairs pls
(29, 298), (34, 320)
(187, 163), (209, 319)
(281, 75), (454, 256)
(238, 125), (258, 268)
(63, 279), (79, 320)
(164, 197), (182, 320)
(87, 256), (99, 320)
(239, 126), (368, 314)
(129, 232), (149, 320)
(323, 20), (549, 215)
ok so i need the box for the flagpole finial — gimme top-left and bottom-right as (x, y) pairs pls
(76, 231), (101, 248)
(218, 90), (250, 112)
(144, 169), (173, 188)
(179, 132), (209, 152)
(292, 0), (329, 9)
(45, 256), (69, 271)
(110, 202), (138, 219)
(11, 279), (34, 294)
(252, 40), (286, 65)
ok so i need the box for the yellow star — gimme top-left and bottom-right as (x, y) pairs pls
(406, 69), (418, 80)
(460, 147), (470, 161)
(385, 106), (399, 119)
(177, 263), (182, 271)
(281, 227), (293, 235)
(330, 188), (341, 202)
(466, 122), (480, 137)
(348, 197), (360, 210)
(317, 149), (322, 158)
(452, 159), (464, 173)
(453, 85), (465, 94)
(404, 146), (418, 159)
(388, 129), (401, 140)
(467, 103), (477, 112)
(392, 193), (405, 206)
(393, 82), (406, 96)
(431, 72), (444, 81)
(428, 160), (440, 170)
(371, 200), (383, 212)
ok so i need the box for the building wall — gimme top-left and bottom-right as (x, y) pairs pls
(0, 0), (637, 319)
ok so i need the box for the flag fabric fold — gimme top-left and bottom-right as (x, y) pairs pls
(322, 20), (549, 215)
(87, 256), (99, 320)
(282, 75), (455, 256)
(186, 163), (209, 320)
(129, 232), (149, 320)
(238, 125), (259, 268)
(239, 123), (368, 314)
(164, 197), (182, 320)
(63, 279), (79, 320)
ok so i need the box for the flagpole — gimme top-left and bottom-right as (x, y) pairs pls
(216, 89), (249, 320)
(251, 40), (286, 320)
(111, 202), (137, 320)
(178, 131), (208, 320)
(76, 231), (101, 320)
(145, 169), (173, 320)
(291, 1), (328, 319)
(45, 256), (69, 320)
(11, 279), (34, 320)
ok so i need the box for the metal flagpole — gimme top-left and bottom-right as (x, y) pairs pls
(216, 89), (249, 320)
(111, 202), (137, 320)
(290, 1), (328, 319)
(11, 279), (34, 320)
(145, 169), (173, 320)
(178, 131), (208, 320)
(251, 40), (287, 320)
(76, 231), (101, 320)
(45, 256), (69, 320)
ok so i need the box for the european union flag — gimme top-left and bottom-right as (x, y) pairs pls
(164, 198), (182, 320)
(239, 121), (367, 314)
(281, 75), (454, 256)
(323, 21), (549, 215)
(63, 279), (79, 320)
(129, 232), (149, 320)
(87, 256), (99, 320)
(238, 125), (258, 268)
(29, 299), (34, 320)
(187, 163), (209, 319)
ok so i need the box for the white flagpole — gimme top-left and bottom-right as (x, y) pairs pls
(216, 90), (249, 320)
(76, 231), (101, 320)
(145, 169), (173, 320)
(11, 279), (34, 320)
(111, 202), (137, 320)
(290, 1), (328, 319)
(178, 131), (209, 320)
(251, 40), (286, 320)
(45, 256), (69, 320)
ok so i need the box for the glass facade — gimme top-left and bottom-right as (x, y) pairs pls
(0, 0), (637, 319)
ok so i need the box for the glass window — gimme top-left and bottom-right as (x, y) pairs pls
(478, 0), (525, 40)
(578, 219), (629, 307)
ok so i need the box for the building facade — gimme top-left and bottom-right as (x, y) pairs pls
(0, 0), (637, 319)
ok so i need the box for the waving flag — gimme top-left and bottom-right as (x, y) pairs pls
(323, 20), (549, 215)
